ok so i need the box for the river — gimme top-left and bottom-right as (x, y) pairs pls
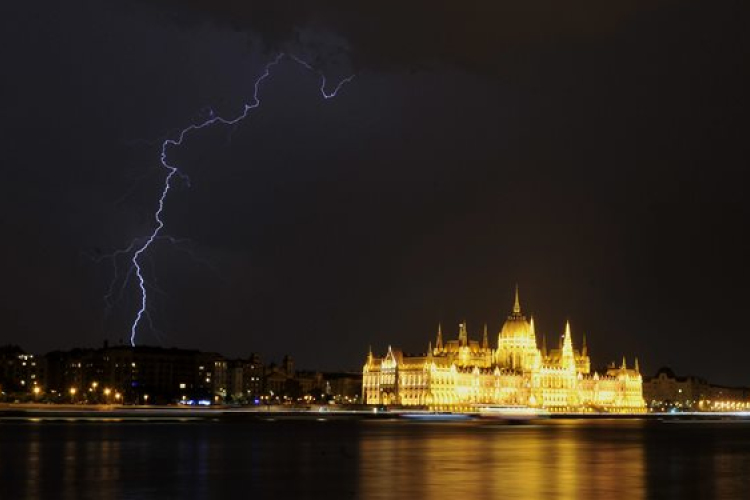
(2, 418), (749, 499)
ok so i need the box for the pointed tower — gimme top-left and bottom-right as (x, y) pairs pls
(582, 334), (588, 356)
(427, 341), (433, 361)
(459, 321), (468, 346)
(563, 321), (573, 351)
(367, 345), (373, 365)
(621, 356), (627, 370)
(513, 284), (521, 316)
(482, 323), (489, 350)
(530, 316), (537, 342)
(634, 357), (640, 373)
(561, 320), (576, 371)
(435, 323), (443, 351)
(578, 332), (591, 374)
(541, 335), (548, 358)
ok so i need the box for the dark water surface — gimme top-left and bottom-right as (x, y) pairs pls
(2, 418), (750, 499)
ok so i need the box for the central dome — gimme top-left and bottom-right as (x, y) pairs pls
(498, 286), (536, 344)
(500, 316), (532, 339)
(496, 287), (540, 370)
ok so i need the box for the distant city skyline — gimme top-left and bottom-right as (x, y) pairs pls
(3, 283), (744, 385)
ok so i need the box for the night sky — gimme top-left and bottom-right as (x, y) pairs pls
(1, 1), (748, 384)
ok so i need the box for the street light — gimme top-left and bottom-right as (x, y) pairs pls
(69, 387), (77, 403)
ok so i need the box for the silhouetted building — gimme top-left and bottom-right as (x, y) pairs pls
(643, 367), (750, 411)
(265, 362), (299, 402)
(241, 353), (264, 400)
(40, 345), (230, 404)
(296, 370), (324, 397)
(707, 385), (750, 410)
(0, 345), (44, 397)
(642, 367), (710, 410)
(325, 372), (363, 403)
(6, 343), (363, 406)
(45, 348), (100, 399)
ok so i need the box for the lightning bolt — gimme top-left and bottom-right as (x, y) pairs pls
(121, 53), (354, 347)
(90, 235), (205, 321)
(288, 54), (356, 99)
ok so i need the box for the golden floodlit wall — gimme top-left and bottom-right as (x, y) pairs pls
(362, 288), (645, 413)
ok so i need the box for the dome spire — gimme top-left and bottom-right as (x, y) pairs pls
(513, 284), (521, 314)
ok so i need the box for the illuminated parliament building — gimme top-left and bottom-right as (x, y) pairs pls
(363, 288), (645, 412)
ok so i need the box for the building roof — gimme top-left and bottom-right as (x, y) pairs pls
(499, 287), (535, 342)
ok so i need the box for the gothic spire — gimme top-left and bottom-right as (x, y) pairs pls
(513, 284), (521, 314)
(459, 321), (468, 346)
(563, 320), (573, 351)
(482, 323), (489, 349)
(436, 323), (443, 350)
(561, 320), (575, 370)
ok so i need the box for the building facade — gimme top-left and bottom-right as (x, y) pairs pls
(643, 367), (750, 412)
(41, 345), (228, 404)
(363, 289), (645, 413)
(642, 367), (709, 411)
(0, 345), (45, 397)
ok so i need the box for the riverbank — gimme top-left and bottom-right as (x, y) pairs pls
(2, 403), (750, 422)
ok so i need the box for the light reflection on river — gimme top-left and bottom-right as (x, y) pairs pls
(1, 418), (750, 499)
(358, 420), (645, 499)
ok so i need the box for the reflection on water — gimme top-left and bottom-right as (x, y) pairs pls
(1, 419), (750, 499)
(358, 420), (645, 499)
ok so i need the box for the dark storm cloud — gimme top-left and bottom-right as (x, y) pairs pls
(141, 0), (748, 384)
(142, 0), (674, 72)
(2, 0), (749, 384)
